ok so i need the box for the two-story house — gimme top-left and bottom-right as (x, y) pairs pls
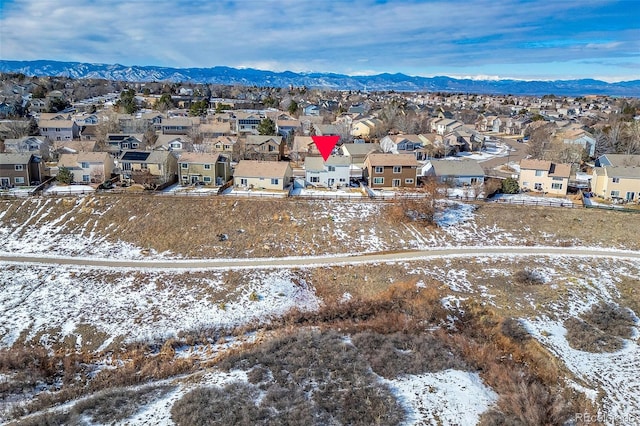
(363, 153), (419, 189)
(233, 160), (293, 191)
(379, 134), (424, 154)
(305, 155), (351, 188)
(38, 118), (79, 141)
(591, 155), (640, 202)
(178, 152), (231, 186)
(3, 136), (46, 153)
(234, 112), (263, 135)
(118, 150), (178, 189)
(0, 153), (45, 187)
(244, 135), (284, 161)
(518, 159), (571, 195)
(57, 152), (115, 184)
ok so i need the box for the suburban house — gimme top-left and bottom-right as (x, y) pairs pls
(340, 143), (382, 168)
(379, 134), (424, 154)
(591, 163), (640, 202)
(595, 154), (640, 168)
(106, 134), (144, 155)
(208, 136), (237, 154)
(313, 124), (341, 137)
(290, 136), (314, 160)
(363, 153), (419, 189)
(38, 118), (79, 141)
(199, 122), (232, 138)
(3, 136), (46, 153)
(431, 118), (463, 135)
(159, 117), (194, 135)
(304, 155), (351, 188)
(302, 104), (320, 116)
(178, 152), (231, 186)
(0, 153), (45, 187)
(351, 118), (382, 138)
(276, 119), (301, 139)
(518, 159), (571, 195)
(244, 135), (284, 161)
(57, 152), (115, 184)
(118, 150), (178, 189)
(152, 135), (188, 151)
(233, 160), (293, 191)
(561, 129), (596, 157)
(427, 159), (485, 186)
(234, 112), (263, 135)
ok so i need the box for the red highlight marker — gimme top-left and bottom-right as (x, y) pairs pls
(311, 135), (340, 161)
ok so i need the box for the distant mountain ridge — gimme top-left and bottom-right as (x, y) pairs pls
(2, 59), (639, 97)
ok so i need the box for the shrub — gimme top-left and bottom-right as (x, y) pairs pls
(501, 177), (519, 194)
(564, 317), (623, 353)
(514, 269), (546, 286)
(581, 302), (635, 339)
(501, 318), (531, 343)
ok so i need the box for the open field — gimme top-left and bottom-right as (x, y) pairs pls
(1, 195), (639, 425)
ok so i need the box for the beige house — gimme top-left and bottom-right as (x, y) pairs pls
(591, 166), (639, 202)
(118, 150), (178, 189)
(233, 160), (293, 191)
(57, 152), (114, 183)
(518, 159), (571, 195)
(363, 153), (419, 189)
(178, 152), (231, 186)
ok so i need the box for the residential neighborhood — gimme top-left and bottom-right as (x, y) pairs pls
(0, 73), (639, 207)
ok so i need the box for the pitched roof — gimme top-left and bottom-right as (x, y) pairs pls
(246, 135), (283, 145)
(430, 159), (485, 177)
(233, 160), (291, 178)
(305, 155), (351, 171)
(365, 153), (419, 167)
(57, 152), (110, 168)
(0, 152), (34, 165)
(603, 165), (640, 179)
(599, 154), (640, 167)
(38, 119), (75, 128)
(178, 152), (222, 164)
(341, 143), (381, 156)
(520, 159), (570, 178)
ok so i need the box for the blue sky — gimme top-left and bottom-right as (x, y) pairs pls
(1, 0), (638, 82)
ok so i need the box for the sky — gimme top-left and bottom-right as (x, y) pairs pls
(0, 0), (639, 82)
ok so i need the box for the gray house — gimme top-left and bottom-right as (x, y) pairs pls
(428, 159), (485, 186)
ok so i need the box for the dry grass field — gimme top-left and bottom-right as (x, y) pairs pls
(1, 194), (639, 424)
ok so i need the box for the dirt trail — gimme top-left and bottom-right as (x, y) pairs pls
(1, 246), (638, 270)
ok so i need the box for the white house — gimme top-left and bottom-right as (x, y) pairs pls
(304, 155), (351, 188)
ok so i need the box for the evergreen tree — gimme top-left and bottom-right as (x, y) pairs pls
(257, 117), (276, 135)
(57, 167), (73, 184)
(502, 177), (519, 194)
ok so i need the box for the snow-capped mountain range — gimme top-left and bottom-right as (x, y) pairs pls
(2, 60), (639, 97)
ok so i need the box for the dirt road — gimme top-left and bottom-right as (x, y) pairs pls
(1, 246), (638, 271)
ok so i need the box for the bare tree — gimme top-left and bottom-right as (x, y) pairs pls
(622, 120), (640, 154)
(527, 126), (552, 159)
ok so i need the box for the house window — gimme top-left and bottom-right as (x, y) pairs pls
(204, 164), (211, 170)
(551, 183), (563, 190)
(534, 183), (543, 190)
(181, 163), (188, 169)
(83, 175), (90, 182)
(552, 177), (563, 181)
(182, 175), (188, 180)
(327, 166), (335, 172)
(15, 165), (24, 171)
(81, 162), (89, 169)
(626, 191), (636, 201)
(612, 177), (620, 183)
(15, 177), (25, 184)
(55, 128), (61, 132)
(393, 166), (402, 173)
(535, 170), (543, 176)
(405, 178), (414, 184)
(373, 177), (384, 185)
(132, 143), (139, 149)
(203, 176), (212, 183)
(122, 163), (132, 171)
(270, 178), (279, 185)
(310, 176), (320, 183)
(610, 190), (620, 197)
(268, 145), (275, 152)
(374, 166), (383, 174)
(240, 178), (248, 186)
(339, 178), (346, 182)
(122, 143), (129, 149)
(141, 163), (148, 170)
